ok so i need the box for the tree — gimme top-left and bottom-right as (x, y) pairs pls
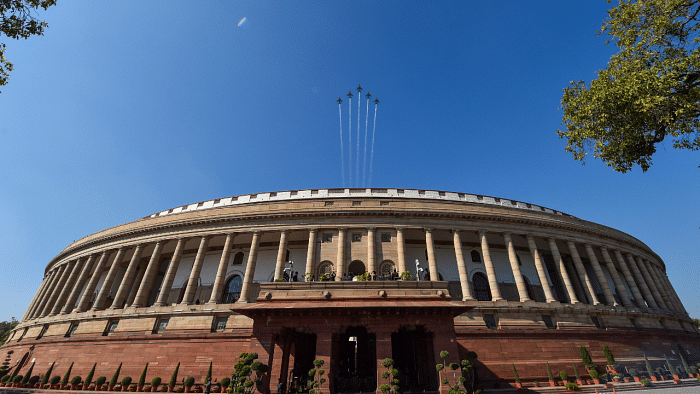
(0, 0), (56, 93)
(229, 352), (269, 394)
(0, 318), (18, 345)
(558, 0), (700, 172)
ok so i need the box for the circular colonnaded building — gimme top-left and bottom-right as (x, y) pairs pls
(3, 188), (699, 392)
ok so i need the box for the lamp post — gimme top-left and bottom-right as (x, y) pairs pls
(415, 259), (424, 281)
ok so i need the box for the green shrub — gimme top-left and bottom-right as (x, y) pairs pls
(84, 363), (96, 387)
(641, 378), (651, 387)
(71, 376), (82, 385)
(512, 364), (520, 383)
(564, 382), (579, 390)
(400, 271), (412, 281)
(589, 369), (599, 380)
(629, 368), (638, 377)
(138, 363), (148, 386)
(110, 363), (122, 386)
(12, 375), (23, 383)
(546, 362), (554, 381)
(559, 371), (568, 381)
(579, 345), (593, 367)
(169, 362), (180, 388)
(603, 345), (615, 365)
(50, 376), (61, 385)
(41, 362), (55, 385)
(184, 377), (194, 387)
(151, 377), (162, 387)
(61, 362), (74, 385)
(95, 376), (107, 386)
(205, 361), (212, 385)
(121, 377), (132, 387)
(274, 278), (286, 282)
(645, 354), (654, 378)
(1, 375), (10, 383)
(572, 362), (581, 381)
(220, 377), (230, 388)
(28, 376), (40, 385)
(21, 362), (35, 383)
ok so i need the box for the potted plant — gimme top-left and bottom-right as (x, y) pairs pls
(400, 271), (412, 281)
(640, 378), (651, 387)
(96, 376), (108, 391)
(665, 355), (680, 380)
(532, 381), (540, 387)
(546, 362), (556, 387)
(559, 371), (569, 385)
(50, 375), (62, 389)
(629, 368), (639, 382)
(122, 377), (133, 392)
(175, 386), (184, 393)
(1, 375), (10, 386)
(72, 376), (83, 390)
(84, 363), (97, 391)
(28, 375), (40, 388)
(130, 384), (138, 392)
(571, 362), (584, 386)
(644, 355), (658, 381)
(137, 363), (149, 392)
(656, 367), (666, 380)
(219, 378), (230, 394)
(183, 377), (194, 393)
(144, 385), (152, 392)
(110, 363), (123, 391)
(564, 382), (579, 391)
(12, 375), (23, 388)
(21, 362), (35, 387)
(589, 369), (600, 385)
(511, 364), (522, 389)
(60, 362), (75, 389)
(40, 362), (56, 388)
(151, 377), (162, 392)
(603, 345), (618, 374)
(168, 363), (180, 393)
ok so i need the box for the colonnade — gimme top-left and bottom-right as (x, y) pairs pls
(21, 227), (687, 323)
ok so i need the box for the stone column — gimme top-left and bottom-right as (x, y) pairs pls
(548, 238), (579, 304)
(368, 227), (377, 277)
(39, 263), (73, 317)
(504, 233), (530, 302)
(425, 228), (438, 281)
(527, 235), (556, 303)
(600, 247), (633, 308)
(644, 260), (673, 312)
(636, 257), (667, 311)
(584, 244), (616, 306)
(478, 231), (503, 301)
(132, 240), (166, 308)
(182, 236), (210, 305)
(61, 254), (98, 315)
(154, 238), (187, 307)
(396, 227), (407, 274)
(125, 265), (147, 307)
(274, 231), (288, 281)
(566, 240), (600, 305)
(453, 230), (473, 300)
(26, 270), (56, 320)
(239, 231), (261, 303)
(209, 233), (235, 304)
(625, 253), (658, 309)
(650, 265), (681, 313)
(81, 249), (119, 312)
(49, 259), (84, 316)
(655, 268), (688, 314)
(612, 249), (645, 309)
(305, 229), (317, 280)
(110, 244), (145, 310)
(23, 273), (53, 321)
(336, 228), (346, 280)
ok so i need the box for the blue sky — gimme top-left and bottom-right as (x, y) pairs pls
(0, 1), (697, 322)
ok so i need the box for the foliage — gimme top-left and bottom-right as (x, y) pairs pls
(572, 362), (581, 381)
(559, 371), (568, 381)
(138, 363), (148, 387)
(12, 375), (22, 383)
(511, 364), (519, 383)
(629, 368), (638, 377)
(229, 352), (269, 394)
(665, 354), (675, 375)
(71, 376), (82, 385)
(40, 362), (54, 385)
(110, 363), (123, 387)
(378, 358), (399, 394)
(356, 272), (371, 281)
(680, 351), (692, 375)
(564, 382), (579, 390)
(95, 376), (107, 386)
(308, 358), (326, 394)
(0, 349), (13, 377)
(21, 362), (34, 383)
(61, 362), (74, 385)
(589, 369), (600, 380)
(603, 345), (616, 365)
(558, 0), (700, 172)
(274, 278), (286, 282)
(184, 377), (194, 387)
(546, 362), (554, 381)
(151, 377), (162, 387)
(49, 376), (60, 385)
(435, 350), (479, 394)
(1, 375), (10, 383)
(85, 363), (96, 388)
(400, 271), (412, 281)
(645, 354), (655, 377)
(205, 361), (212, 384)
(220, 378), (230, 389)
(0, 0), (56, 93)
(579, 346), (593, 368)
(641, 378), (652, 386)
(28, 376), (39, 385)
(169, 363), (180, 388)
(121, 377), (132, 387)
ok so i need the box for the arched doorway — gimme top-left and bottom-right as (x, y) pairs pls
(221, 275), (242, 304)
(332, 326), (376, 394)
(347, 260), (365, 276)
(379, 260), (395, 279)
(473, 272), (491, 301)
(391, 326), (438, 392)
(317, 260), (334, 280)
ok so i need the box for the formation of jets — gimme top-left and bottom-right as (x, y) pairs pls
(337, 84), (379, 105)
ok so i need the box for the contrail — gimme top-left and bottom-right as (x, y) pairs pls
(338, 98), (345, 188)
(369, 98), (378, 187)
(362, 92), (370, 187)
(355, 84), (362, 187)
(347, 91), (353, 187)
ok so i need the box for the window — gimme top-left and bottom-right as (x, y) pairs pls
(380, 201), (390, 206)
(214, 316), (228, 332)
(232, 252), (244, 265)
(472, 273), (491, 301)
(324, 201), (334, 206)
(222, 275), (243, 304)
(352, 233), (362, 242)
(104, 320), (119, 336)
(65, 322), (79, 337)
(352, 201), (361, 206)
(470, 250), (481, 263)
(154, 318), (169, 334)
(322, 233), (333, 243)
(17, 328), (27, 342)
(379, 260), (395, 279)
(36, 325), (49, 340)
(381, 233), (391, 243)
(542, 315), (555, 329)
(317, 261), (334, 280)
(483, 314), (497, 329)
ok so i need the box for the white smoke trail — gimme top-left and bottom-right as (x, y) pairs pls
(362, 95), (370, 187)
(348, 95), (352, 187)
(356, 90), (361, 187)
(338, 103), (345, 188)
(369, 103), (378, 187)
